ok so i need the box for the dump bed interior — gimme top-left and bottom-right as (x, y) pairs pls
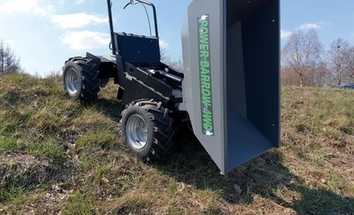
(181, 0), (280, 173)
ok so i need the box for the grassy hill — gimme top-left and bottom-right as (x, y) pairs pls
(0, 73), (353, 214)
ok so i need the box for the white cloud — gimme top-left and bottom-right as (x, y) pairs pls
(51, 13), (107, 29)
(298, 23), (322, 31)
(281, 30), (293, 40)
(0, 0), (109, 50)
(282, 22), (323, 41)
(75, 0), (87, 4)
(62, 31), (110, 50)
(0, 0), (106, 30)
(159, 40), (169, 49)
(0, 0), (52, 16)
(3, 39), (14, 46)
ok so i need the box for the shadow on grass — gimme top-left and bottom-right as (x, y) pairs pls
(93, 99), (354, 214)
(94, 98), (124, 122)
(155, 133), (354, 214)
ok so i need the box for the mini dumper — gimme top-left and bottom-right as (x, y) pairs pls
(63, 0), (280, 174)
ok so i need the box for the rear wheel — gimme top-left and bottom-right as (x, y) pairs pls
(121, 100), (175, 161)
(63, 57), (100, 103)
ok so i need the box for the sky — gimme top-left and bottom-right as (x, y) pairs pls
(0, 0), (353, 76)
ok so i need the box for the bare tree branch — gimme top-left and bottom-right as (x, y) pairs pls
(0, 40), (20, 74)
(282, 29), (324, 87)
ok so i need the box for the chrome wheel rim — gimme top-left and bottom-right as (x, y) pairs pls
(126, 114), (148, 150)
(65, 69), (81, 96)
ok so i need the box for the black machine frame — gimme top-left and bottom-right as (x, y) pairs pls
(96, 0), (184, 109)
(63, 0), (281, 175)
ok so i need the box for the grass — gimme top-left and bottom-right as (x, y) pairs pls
(0, 73), (353, 214)
(107, 193), (153, 214)
(75, 129), (116, 152)
(0, 184), (25, 203)
(27, 140), (67, 164)
(0, 136), (22, 153)
(62, 192), (94, 215)
(0, 136), (66, 164)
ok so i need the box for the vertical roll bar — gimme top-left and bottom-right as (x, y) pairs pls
(107, 0), (117, 55)
(131, 0), (159, 38)
(106, 0), (160, 56)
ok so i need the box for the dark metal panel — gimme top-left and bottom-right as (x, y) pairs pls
(241, 0), (280, 146)
(125, 64), (174, 99)
(116, 33), (161, 65)
(224, 0), (280, 171)
(120, 78), (166, 105)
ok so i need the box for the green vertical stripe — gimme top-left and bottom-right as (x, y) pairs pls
(198, 15), (214, 136)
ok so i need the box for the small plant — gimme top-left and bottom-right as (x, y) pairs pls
(75, 130), (116, 152)
(62, 192), (94, 215)
(27, 139), (66, 164)
(0, 136), (22, 153)
(0, 183), (25, 202)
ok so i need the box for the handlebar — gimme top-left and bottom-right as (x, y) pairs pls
(122, 0), (159, 38)
(107, 0), (160, 55)
(124, 0), (154, 8)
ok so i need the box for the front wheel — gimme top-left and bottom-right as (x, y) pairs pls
(63, 57), (100, 103)
(120, 100), (175, 161)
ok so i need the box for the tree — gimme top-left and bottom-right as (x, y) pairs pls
(314, 62), (331, 87)
(340, 46), (354, 84)
(327, 38), (353, 86)
(282, 29), (323, 87)
(348, 47), (354, 82)
(0, 40), (20, 74)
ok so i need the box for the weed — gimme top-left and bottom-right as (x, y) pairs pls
(93, 164), (113, 185)
(27, 139), (66, 163)
(327, 172), (347, 193)
(110, 193), (153, 215)
(0, 183), (25, 202)
(62, 192), (94, 215)
(75, 130), (116, 152)
(0, 136), (22, 153)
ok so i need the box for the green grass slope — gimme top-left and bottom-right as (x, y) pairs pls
(0, 73), (353, 214)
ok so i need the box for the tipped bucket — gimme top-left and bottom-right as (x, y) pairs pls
(181, 0), (280, 173)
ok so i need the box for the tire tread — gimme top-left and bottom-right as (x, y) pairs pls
(121, 100), (175, 161)
(63, 57), (100, 104)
